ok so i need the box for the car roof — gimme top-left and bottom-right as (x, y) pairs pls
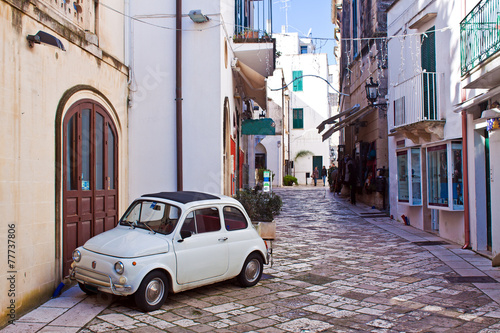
(141, 191), (221, 204)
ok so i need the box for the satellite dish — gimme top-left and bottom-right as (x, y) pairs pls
(307, 28), (312, 37)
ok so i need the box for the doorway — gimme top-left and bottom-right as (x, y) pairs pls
(62, 101), (118, 276)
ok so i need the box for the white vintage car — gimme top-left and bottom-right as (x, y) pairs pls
(70, 191), (270, 311)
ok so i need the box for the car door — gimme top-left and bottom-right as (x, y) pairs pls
(174, 206), (229, 285)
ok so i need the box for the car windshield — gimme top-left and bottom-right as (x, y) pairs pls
(120, 200), (181, 235)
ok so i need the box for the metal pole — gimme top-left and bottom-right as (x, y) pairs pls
(176, 0), (183, 191)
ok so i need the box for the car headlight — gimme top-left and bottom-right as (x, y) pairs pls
(72, 249), (81, 262)
(114, 261), (124, 275)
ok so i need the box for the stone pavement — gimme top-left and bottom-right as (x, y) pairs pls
(2, 186), (500, 332)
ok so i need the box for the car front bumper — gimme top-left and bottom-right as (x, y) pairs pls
(70, 265), (132, 296)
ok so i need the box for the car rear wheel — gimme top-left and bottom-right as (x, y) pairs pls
(237, 253), (263, 287)
(134, 271), (168, 312)
(78, 282), (98, 295)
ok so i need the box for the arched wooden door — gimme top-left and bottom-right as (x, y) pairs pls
(62, 101), (118, 276)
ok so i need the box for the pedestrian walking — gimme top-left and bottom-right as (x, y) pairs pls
(345, 156), (356, 204)
(329, 164), (338, 194)
(321, 166), (327, 186)
(312, 167), (319, 186)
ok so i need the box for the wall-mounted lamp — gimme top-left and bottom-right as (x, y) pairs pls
(365, 77), (379, 105)
(188, 10), (209, 23)
(27, 31), (66, 51)
(365, 76), (387, 109)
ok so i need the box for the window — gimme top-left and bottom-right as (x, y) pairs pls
(421, 26), (437, 120)
(427, 142), (463, 210)
(411, 148), (422, 205)
(451, 143), (463, 210)
(223, 206), (248, 231)
(397, 151), (409, 202)
(181, 207), (221, 234)
(293, 108), (304, 129)
(120, 201), (181, 235)
(397, 148), (422, 205)
(300, 45), (308, 54)
(292, 71), (303, 91)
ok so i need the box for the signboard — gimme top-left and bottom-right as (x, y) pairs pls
(263, 170), (271, 192)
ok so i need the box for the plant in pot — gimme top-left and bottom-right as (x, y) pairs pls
(283, 175), (298, 186)
(234, 189), (282, 240)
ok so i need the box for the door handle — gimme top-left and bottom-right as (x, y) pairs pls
(218, 237), (228, 242)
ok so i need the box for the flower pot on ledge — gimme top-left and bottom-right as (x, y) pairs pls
(252, 220), (276, 240)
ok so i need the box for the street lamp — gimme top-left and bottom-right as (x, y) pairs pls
(365, 77), (379, 105)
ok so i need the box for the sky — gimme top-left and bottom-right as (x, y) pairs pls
(270, 0), (336, 64)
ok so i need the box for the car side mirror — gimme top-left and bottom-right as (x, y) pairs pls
(179, 230), (192, 241)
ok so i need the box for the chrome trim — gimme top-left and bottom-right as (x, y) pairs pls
(70, 266), (132, 295)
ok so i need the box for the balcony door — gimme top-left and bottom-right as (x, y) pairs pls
(421, 26), (436, 120)
(62, 101), (118, 276)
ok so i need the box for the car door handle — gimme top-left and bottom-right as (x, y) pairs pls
(218, 237), (228, 242)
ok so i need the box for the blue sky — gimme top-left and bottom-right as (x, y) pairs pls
(271, 0), (336, 64)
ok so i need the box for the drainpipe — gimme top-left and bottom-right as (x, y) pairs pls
(462, 110), (470, 249)
(176, 0), (183, 191)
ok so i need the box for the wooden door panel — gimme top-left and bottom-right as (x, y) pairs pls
(66, 197), (78, 216)
(63, 101), (118, 278)
(95, 218), (104, 235)
(105, 216), (115, 231)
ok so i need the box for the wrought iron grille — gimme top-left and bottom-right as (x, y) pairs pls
(460, 0), (500, 76)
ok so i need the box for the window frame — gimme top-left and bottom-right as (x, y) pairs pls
(426, 141), (463, 211)
(293, 108), (304, 129)
(396, 148), (422, 206)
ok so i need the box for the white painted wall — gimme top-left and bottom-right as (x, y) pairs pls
(128, 0), (237, 199)
(387, 0), (464, 242)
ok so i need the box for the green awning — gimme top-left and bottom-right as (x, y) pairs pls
(241, 118), (276, 135)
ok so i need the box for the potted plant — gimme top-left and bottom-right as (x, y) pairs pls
(234, 189), (282, 240)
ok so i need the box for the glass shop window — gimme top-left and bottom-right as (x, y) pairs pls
(397, 151), (409, 202)
(427, 142), (463, 210)
(451, 143), (463, 210)
(411, 148), (422, 205)
(397, 148), (422, 205)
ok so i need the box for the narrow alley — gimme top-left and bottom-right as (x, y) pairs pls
(3, 187), (500, 333)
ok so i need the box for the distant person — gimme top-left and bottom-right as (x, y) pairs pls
(321, 166), (327, 186)
(312, 167), (319, 186)
(329, 164), (338, 194)
(345, 157), (356, 204)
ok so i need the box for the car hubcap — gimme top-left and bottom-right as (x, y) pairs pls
(245, 259), (260, 282)
(145, 278), (164, 306)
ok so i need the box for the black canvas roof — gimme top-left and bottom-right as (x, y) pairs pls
(141, 191), (221, 204)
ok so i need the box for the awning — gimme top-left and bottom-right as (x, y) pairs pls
(316, 104), (360, 133)
(241, 118), (276, 135)
(320, 105), (373, 141)
(233, 60), (267, 110)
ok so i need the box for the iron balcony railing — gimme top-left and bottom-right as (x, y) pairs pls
(393, 72), (444, 128)
(460, 0), (500, 76)
(234, 0), (272, 39)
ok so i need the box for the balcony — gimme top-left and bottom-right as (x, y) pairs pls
(233, 0), (275, 78)
(391, 72), (445, 143)
(460, 0), (500, 88)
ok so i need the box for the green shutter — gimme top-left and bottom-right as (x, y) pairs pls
(293, 71), (303, 91)
(293, 108), (303, 129)
(421, 26), (436, 120)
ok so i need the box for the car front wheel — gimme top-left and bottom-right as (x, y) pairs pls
(237, 253), (263, 287)
(134, 271), (168, 312)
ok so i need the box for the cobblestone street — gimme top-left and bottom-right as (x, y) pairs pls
(3, 187), (500, 333)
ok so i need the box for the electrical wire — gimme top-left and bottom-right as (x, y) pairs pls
(269, 74), (348, 96)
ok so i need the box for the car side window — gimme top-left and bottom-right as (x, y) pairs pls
(223, 206), (248, 231)
(181, 207), (221, 234)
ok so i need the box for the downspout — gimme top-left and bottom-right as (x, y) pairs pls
(176, 0), (183, 191)
(462, 110), (470, 249)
